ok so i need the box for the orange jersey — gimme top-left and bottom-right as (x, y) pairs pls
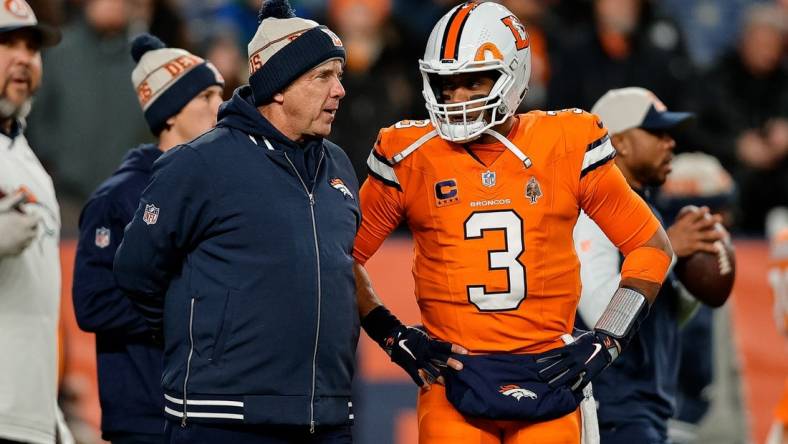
(354, 111), (659, 353)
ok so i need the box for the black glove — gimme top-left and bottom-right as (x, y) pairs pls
(362, 306), (453, 386)
(535, 329), (619, 392)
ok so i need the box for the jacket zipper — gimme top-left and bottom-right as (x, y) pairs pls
(181, 297), (196, 427)
(283, 150), (325, 433)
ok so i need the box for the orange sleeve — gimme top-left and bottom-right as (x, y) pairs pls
(352, 171), (405, 265)
(580, 162), (660, 256)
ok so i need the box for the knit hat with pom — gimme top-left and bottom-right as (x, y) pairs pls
(131, 33), (225, 135)
(248, 0), (345, 106)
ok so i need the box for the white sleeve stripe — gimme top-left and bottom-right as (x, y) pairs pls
(367, 151), (400, 185)
(581, 139), (616, 172)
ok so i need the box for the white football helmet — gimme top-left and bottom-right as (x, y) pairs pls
(420, 1), (532, 143)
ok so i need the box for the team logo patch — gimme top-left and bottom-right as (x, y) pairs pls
(330, 178), (354, 200)
(94, 227), (110, 248)
(499, 384), (537, 401)
(434, 179), (460, 207)
(525, 176), (542, 204)
(482, 170), (496, 187)
(320, 27), (343, 47)
(143, 204), (160, 225)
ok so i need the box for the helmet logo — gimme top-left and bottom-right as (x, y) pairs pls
(474, 42), (503, 61)
(501, 15), (529, 51)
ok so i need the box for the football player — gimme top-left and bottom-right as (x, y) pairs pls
(354, 2), (673, 443)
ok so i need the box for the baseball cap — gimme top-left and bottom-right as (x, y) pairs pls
(0, 0), (60, 47)
(591, 87), (693, 135)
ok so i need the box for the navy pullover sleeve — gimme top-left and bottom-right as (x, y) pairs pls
(73, 195), (149, 336)
(114, 146), (215, 331)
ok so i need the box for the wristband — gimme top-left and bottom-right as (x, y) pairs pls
(594, 287), (648, 340)
(361, 305), (402, 345)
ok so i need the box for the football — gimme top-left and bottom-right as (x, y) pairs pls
(674, 223), (736, 307)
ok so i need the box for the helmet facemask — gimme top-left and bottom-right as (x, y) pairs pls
(421, 66), (516, 143)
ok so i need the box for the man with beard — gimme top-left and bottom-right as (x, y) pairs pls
(574, 87), (724, 443)
(0, 1), (71, 443)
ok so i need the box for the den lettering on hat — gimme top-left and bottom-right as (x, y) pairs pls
(591, 87), (694, 135)
(248, 0), (345, 106)
(0, 0), (60, 47)
(130, 33), (225, 135)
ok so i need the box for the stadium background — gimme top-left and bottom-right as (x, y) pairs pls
(22, 0), (788, 443)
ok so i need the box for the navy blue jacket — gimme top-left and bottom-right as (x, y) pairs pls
(577, 188), (680, 439)
(114, 86), (361, 428)
(72, 144), (164, 438)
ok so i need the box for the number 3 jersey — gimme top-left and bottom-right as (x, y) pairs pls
(353, 110), (660, 354)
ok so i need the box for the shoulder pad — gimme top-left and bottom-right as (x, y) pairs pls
(377, 120), (438, 164)
(366, 120), (437, 191)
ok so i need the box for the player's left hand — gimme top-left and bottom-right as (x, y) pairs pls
(535, 330), (619, 392)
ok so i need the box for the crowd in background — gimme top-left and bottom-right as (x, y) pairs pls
(22, 0), (788, 236)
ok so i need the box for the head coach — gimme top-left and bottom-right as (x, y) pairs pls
(113, 1), (361, 443)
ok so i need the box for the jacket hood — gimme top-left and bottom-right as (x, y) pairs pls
(217, 86), (320, 149)
(115, 143), (162, 175)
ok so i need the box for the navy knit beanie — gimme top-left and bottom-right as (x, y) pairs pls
(131, 33), (225, 135)
(248, 0), (345, 106)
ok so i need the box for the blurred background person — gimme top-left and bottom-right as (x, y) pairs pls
(127, 0), (190, 50)
(656, 152), (737, 443)
(26, 0), (151, 234)
(691, 3), (788, 235)
(211, 0), (262, 49)
(0, 1), (73, 443)
(326, 0), (422, 181)
(201, 30), (245, 99)
(575, 87), (725, 444)
(72, 33), (224, 444)
(547, 0), (693, 111)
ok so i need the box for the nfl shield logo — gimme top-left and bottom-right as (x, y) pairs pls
(94, 227), (110, 248)
(482, 170), (496, 187)
(143, 204), (159, 225)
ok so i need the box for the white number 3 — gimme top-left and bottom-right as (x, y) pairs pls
(464, 210), (526, 311)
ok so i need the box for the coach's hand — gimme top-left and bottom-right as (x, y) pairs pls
(535, 330), (619, 392)
(383, 325), (467, 388)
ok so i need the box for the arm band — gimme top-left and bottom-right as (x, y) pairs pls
(620, 246), (671, 284)
(594, 287), (649, 341)
(361, 305), (403, 345)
